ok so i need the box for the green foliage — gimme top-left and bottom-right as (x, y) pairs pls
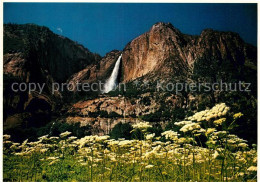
(89, 110), (122, 118)
(193, 55), (242, 83)
(165, 108), (192, 131)
(106, 87), (124, 97)
(4, 121), (92, 143)
(4, 23), (51, 55)
(147, 123), (163, 137)
(219, 92), (257, 145)
(109, 122), (133, 140)
(130, 128), (144, 140)
(88, 111), (99, 118)
(165, 120), (181, 132)
(108, 111), (122, 118)
(141, 107), (186, 123)
(197, 99), (214, 112)
(124, 84), (140, 98)
(110, 122), (163, 140)
(108, 82), (145, 98)
(99, 110), (109, 118)
(48, 122), (92, 138)
(140, 111), (161, 122)
(171, 107), (185, 120)
(142, 96), (151, 106)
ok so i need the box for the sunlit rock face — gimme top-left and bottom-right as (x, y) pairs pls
(69, 22), (255, 88)
(122, 22), (189, 82)
(121, 22), (253, 82)
(3, 22), (257, 135)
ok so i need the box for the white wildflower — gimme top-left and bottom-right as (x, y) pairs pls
(146, 133), (155, 140)
(161, 130), (179, 141)
(145, 164), (154, 169)
(247, 166), (257, 171)
(59, 131), (72, 138)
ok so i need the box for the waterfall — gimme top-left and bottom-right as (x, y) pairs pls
(48, 121), (55, 136)
(103, 54), (122, 93)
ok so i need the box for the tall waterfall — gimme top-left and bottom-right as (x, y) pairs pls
(103, 54), (122, 93)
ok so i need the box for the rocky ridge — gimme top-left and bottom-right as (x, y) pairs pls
(3, 22), (257, 137)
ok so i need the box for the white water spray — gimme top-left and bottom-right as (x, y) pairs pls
(103, 54), (122, 93)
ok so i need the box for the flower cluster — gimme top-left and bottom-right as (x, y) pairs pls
(233, 112), (243, 119)
(179, 122), (201, 133)
(161, 130), (179, 141)
(3, 103), (256, 181)
(132, 121), (152, 130)
(188, 103), (230, 121)
(213, 118), (226, 126)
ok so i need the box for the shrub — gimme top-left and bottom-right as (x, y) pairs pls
(4, 121), (92, 142)
(109, 122), (133, 139)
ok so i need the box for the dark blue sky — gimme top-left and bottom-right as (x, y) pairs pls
(4, 3), (257, 56)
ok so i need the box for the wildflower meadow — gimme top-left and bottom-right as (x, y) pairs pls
(3, 103), (257, 181)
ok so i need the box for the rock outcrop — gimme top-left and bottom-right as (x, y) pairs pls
(3, 24), (101, 128)
(121, 22), (255, 82)
(68, 50), (122, 91)
(65, 22), (256, 135)
(122, 22), (190, 82)
(68, 22), (255, 85)
(4, 24), (101, 83)
(66, 92), (182, 135)
(3, 22), (257, 138)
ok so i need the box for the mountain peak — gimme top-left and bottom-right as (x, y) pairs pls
(153, 22), (171, 27)
(150, 22), (181, 34)
(151, 22), (172, 29)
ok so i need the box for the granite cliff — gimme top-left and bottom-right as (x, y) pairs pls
(3, 22), (257, 141)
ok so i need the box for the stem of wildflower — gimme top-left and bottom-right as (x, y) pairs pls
(208, 150), (211, 182)
(204, 156), (206, 180)
(192, 134), (195, 181)
(139, 166), (142, 181)
(221, 135), (228, 182)
(129, 151), (136, 181)
(183, 144), (186, 181)
(91, 148), (93, 182)
(115, 148), (118, 182)
(148, 169), (151, 182)
(101, 149), (104, 181)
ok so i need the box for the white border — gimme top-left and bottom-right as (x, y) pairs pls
(0, 1), (3, 182)
(0, 1), (259, 182)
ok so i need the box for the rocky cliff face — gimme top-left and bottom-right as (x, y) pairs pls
(66, 92), (182, 135)
(4, 24), (101, 83)
(68, 50), (122, 90)
(120, 22), (255, 82)
(3, 24), (101, 129)
(65, 22), (256, 136)
(122, 22), (190, 82)
(3, 22), (257, 139)
(68, 22), (255, 85)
